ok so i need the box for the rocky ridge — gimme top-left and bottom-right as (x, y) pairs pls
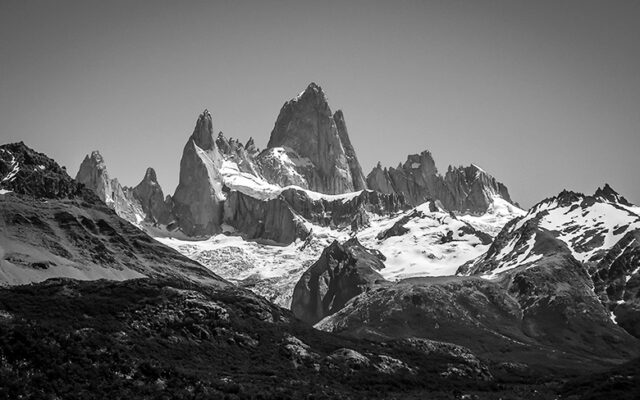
(0, 143), (225, 287)
(76, 151), (173, 227)
(458, 186), (640, 339)
(367, 150), (514, 213)
(73, 83), (518, 246)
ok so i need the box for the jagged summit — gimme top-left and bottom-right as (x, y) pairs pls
(0, 142), (86, 199)
(267, 82), (334, 149)
(292, 82), (326, 102)
(142, 167), (157, 183)
(76, 150), (150, 223)
(191, 109), (216, 150)
(88, 150), (104, 163)
(534, 185), (632, 211)
(595, 183), (631, 206)
(264, 83), (365, 194)
(76, 150), (116, 204)
(367, 150), (514, 213)
(80, 150), (107, 171)
(133, 166), (171, 224)
(172, 110), (225, 236)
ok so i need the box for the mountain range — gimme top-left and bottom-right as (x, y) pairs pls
(1, 82), (639, 399)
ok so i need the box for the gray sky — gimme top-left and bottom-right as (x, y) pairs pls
(1, 0), (639, 208)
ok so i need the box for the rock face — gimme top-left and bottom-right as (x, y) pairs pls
(278, 188), (406, 230)
(291, 238), (386, 325)
(333, 110), (367, 191)
(223, 190), (311, 244)
(443, 164), (512, 212)
(172, 110), (225, 236)
(75, 151), (144, 223)
(75, 151), (171, 227)
(367, 150), (514, 213)
(223, 188), (407, 245)
(263, 83), (365, 194)
(75, 150), (116, 202)
(0, 142), (226, 287)
(131, 167), (172, 225)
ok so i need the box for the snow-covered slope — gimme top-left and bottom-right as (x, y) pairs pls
(459, 197), (526, 236)
(358, 202), (496, 278)
(158, 198), (523, 307)
(458, 186), (640, 337)
(461, 187), (640, 279)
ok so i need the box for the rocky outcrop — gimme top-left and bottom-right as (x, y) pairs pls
(367, 150), (515, 213)
(75, 151), (173, 227)
(75, 150), (145, 223)
(594, 183), (633, 206)
(443, 164), (513, 212)
(172, 110), (225, 236)
(291, 238), (386, 324)
(75, 150), (116, 202)
(263, 83), (364, 194)
(131, 167), (172, 225)
(367, 151), (442, 205)
(216, 132), (261, 177)
(1, 142), (86, 199)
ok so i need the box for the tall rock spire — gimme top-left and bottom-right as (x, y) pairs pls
(75, 150), (147, 223)
(263, 82), (365, 194)
(172, 110), (225, 236)
(132, 167), (172, 224)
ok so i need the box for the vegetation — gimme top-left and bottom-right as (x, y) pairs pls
(0, 278), (630, 399)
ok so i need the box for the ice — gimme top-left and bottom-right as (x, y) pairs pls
(157, 198), (519, 307)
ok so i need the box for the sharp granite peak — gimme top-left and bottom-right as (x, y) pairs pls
(76, 150), (171, 226)
(264, 82), (366, 194)
(172, 108), (226, 236)
(367, 149), (514, 213)
(69, 82), (519, 241)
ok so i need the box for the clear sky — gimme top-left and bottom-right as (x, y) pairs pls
(1, 0), (639, 208)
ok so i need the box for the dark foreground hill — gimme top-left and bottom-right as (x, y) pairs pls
(0, 278), (587, 400)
